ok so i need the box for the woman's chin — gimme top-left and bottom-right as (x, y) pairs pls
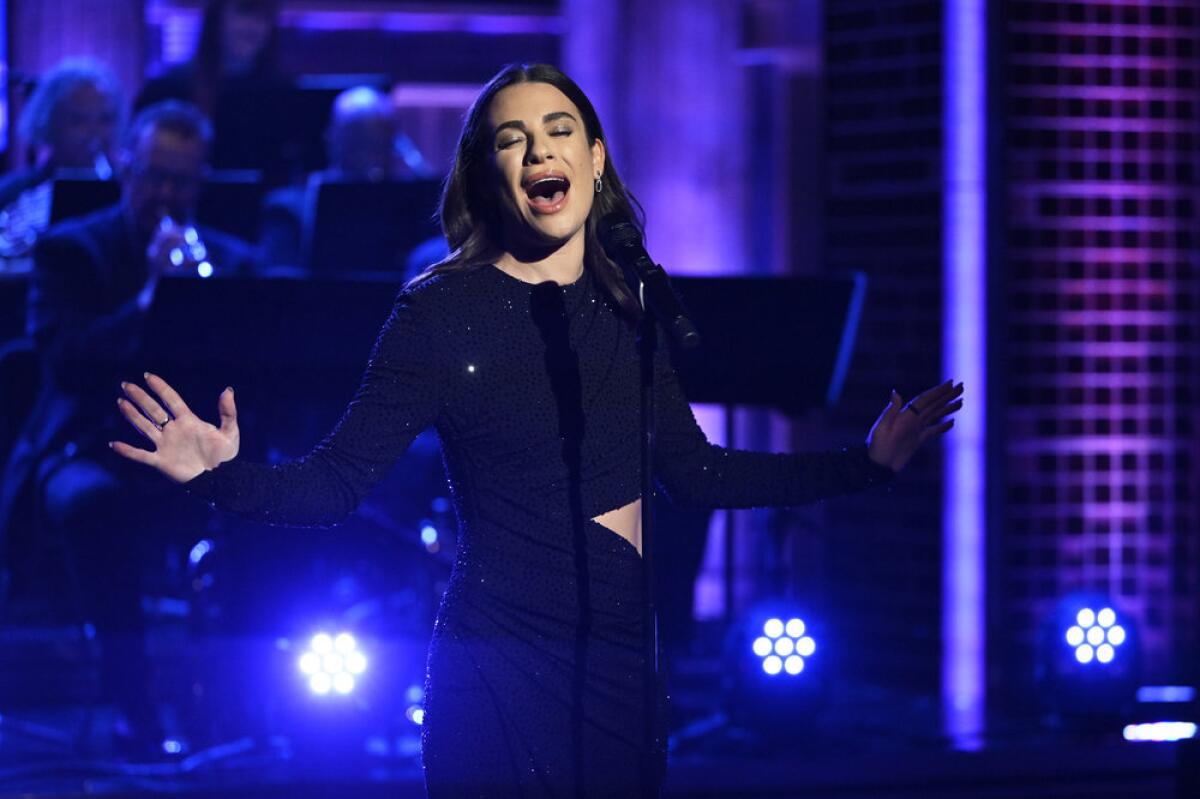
(520, 215), (586, 247)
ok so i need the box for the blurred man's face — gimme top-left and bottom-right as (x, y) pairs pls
(122, 126), (207, 238)
(332, 113), (396, 181)
(51, 83), (117, 169)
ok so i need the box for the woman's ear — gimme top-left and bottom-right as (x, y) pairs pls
(591, 137), (606, 179)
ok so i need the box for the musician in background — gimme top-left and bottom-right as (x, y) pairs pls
(0, 58), (122, 260)
(134, 0), (283, 118)
(259, 85), (442, 270)
(0, 100), (254, 755)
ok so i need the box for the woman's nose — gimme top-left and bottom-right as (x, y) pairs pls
(524, 138), (553, 164)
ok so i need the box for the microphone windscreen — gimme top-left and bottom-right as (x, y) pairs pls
(598, 213), (641, 261)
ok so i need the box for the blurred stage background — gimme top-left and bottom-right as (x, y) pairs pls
(0, 0), (1197, 796)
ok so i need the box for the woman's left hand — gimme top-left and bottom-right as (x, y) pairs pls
(866, 380), (964, 472)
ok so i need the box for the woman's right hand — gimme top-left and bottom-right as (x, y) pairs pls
(110, 372), (240, 483)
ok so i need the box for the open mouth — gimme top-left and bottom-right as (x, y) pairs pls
(522, 174), (570, 212)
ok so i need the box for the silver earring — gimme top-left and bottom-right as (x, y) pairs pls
(594, 176), (603, 193)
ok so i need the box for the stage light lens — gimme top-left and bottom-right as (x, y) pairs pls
(785, 618), (805, 638)
(421, 525), (438, 545)
(299, 652), (319, 675)
(302, 631), (366, 695)
(774, 637), (795, 657)
(763, 655), (783, 675)
(1076, 644), (1095, 664)
(197, 261), (213, 278)
(764, 618), (784, 639)
(796, 636), (816, 657)
(1066, 626), (1085, 647)
(1097, 608), (1116, 628)
(1097, 644), (1114, 664)
(1077, 608), (1096, 628)
(1108, 625), (1126, 646)
(1087, 626), (1105, 646)
(784, 655), (804, 675)
(752, 636), (773, 657)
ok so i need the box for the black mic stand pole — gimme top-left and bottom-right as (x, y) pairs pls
(629, 271), (699, 798)
(634, 278), (660, 797)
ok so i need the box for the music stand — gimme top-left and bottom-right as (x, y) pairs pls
(670, 273), (868, 620)
(49, 178), (119, 224)
(302, 178), (442, 274)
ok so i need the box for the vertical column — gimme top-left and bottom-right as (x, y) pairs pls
(564, 0), (747, 278)
(944, 0), (988, 748)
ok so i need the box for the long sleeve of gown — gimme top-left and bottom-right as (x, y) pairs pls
(651, 337), (895, 509)
(184, 289), (439, 527)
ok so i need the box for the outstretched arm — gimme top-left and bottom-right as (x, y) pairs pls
(111, 289), (441, 527)
(652, 342), (963, 509)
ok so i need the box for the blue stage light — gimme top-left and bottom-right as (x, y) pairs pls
(1123, 722), (1197, 743)
(421, 525), (438, 546)
(749, 617), (813, 678)
(197, 260), (214, 278)
(188, 538), (213, 566)
(726, 605), (827, 734)
(1037, 595), (1141, 721)
(300, 631), (366, 696)
(1066, 606), (1125, 667)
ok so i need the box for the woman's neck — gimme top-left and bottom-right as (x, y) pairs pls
(494, 228), (585, 286)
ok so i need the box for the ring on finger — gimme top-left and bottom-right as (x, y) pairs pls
(155, 417), (171, 431)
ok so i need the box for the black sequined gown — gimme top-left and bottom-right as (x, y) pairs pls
(185, 264), (894, 797)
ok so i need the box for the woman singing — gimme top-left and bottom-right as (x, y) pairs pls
(111, 63), (964, 797)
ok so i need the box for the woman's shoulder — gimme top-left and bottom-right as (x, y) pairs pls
(399, 264), (498, 308)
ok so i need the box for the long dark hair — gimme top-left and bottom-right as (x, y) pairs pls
(193, 0), (281, 113)
(414, 63), (644, 318)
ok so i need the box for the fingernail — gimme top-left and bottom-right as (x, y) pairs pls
(226, 386), (234, 394)
(143, 372), (150, 380)
(107, 441), (114, 449)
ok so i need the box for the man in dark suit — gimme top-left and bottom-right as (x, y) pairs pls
(0, 100), (255, 754)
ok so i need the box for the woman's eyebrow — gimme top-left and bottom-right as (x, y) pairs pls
(493, 111), (579, 136)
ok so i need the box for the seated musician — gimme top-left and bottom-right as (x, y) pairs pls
(0, 100), (255, 755)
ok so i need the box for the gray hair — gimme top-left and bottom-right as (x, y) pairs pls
(18, 58), (123, 147)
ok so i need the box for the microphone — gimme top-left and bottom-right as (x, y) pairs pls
(598, 213), (700, 350)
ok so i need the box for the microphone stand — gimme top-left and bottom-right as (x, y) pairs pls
(635, 283), (659, 796)
(629, 274), (698, 798)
